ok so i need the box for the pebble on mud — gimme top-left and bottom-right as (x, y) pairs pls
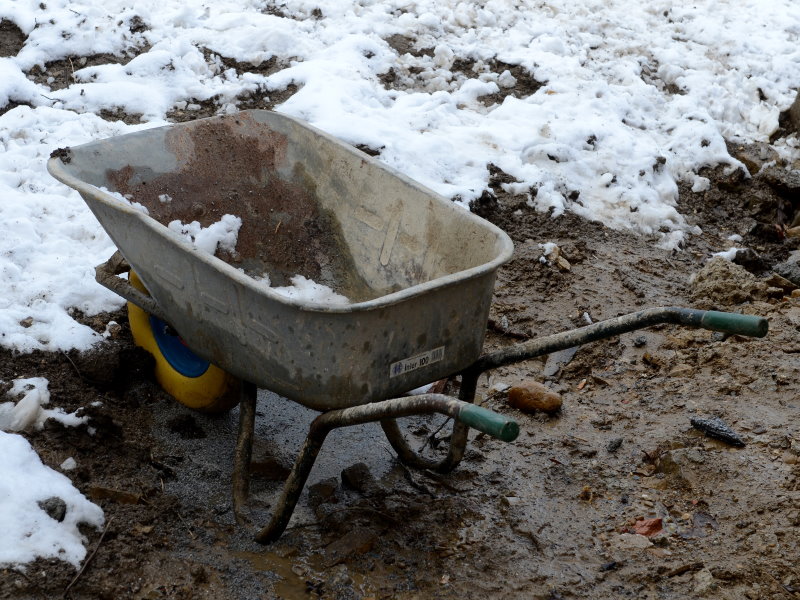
(308, 477), (339, 508)
(773, 254), (800, 287)
(506, 381), (562, 413)
(323, 527), (378, 567)
(341, 462), (375, 494)
(634, 517), (663, 537)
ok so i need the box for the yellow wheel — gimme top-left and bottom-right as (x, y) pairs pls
(127, 271), (240, 413)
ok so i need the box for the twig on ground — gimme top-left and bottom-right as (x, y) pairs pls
(418, 417), (452, 452)
(63, 518), (113, 598)
(171, 509), (196, 540)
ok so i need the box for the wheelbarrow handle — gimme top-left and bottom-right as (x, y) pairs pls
(472, 306), (768, 373)
(698, 310), (768, 338)
(308, 394), (519, 443)
(457, 403), (519, 442)
(250, 393), (518, 543)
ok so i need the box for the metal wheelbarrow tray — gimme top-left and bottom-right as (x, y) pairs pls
(48, 110), (769, 542)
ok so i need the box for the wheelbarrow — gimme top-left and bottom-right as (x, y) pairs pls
(47, 110), (768, 542)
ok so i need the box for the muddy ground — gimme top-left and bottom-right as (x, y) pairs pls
(2, 23), (800, 600)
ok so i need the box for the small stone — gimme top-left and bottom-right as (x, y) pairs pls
(308, 477), (338, 508)
(634, 517), (663, 537)
(19, 317), (33, 328)
(607, 438), (623, 453)
(690, 416), (746, 447)
(38, 497), (67, 522)
(341, 462), (374, 494)
(669, 363), (694, 377)
(763, 272), (797, 292)
(615, 533), (653, 549)
(633, 335), (647, 347)
(506, 381), (562, 413)
(694, 568), (716, 596)
(324, 527), (378, 567)
(773, 255), (800, 287)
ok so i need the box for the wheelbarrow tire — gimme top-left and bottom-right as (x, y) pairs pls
(127, 271), (240, 413)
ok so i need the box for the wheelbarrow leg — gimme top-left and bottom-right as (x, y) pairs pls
(233, 381), (257, 524)
(379, 370), (480, 474)
(254, 394), (518, 543)
(254, 426), (330, 543)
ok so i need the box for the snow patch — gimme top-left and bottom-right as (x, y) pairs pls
(0, 377), (89, 432)
(167, 214), (242, 255)
(0, 431), (104, 568)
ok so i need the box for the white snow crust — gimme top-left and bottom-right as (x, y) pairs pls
(1, 0), (798, 352)
(0, 378), (103, 567)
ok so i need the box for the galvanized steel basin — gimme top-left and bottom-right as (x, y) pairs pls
(48, 110), (514, 410)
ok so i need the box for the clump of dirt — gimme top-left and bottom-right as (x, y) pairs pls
(690, 257), (768, 306)
(0, 19), (26, 57)
(104, 114), (372, 299)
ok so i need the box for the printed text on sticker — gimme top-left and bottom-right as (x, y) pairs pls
(389, 346), (445, 378)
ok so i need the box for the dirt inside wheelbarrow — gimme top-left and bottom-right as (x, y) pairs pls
(106, 115), (381, 301)
(5, 149), (800, 599)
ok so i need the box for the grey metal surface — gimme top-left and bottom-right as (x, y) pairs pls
(48, 110), (513, 410)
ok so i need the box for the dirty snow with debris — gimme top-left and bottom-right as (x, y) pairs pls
(0, 378), (103, 568)
(167, 214), (242, 255)
(1, 0), (800, 567)
(0, 377), (89, 432)
(254, 273), (352, 306)
(165, 215), (351, 304)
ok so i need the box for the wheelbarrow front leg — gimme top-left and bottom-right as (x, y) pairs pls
(233, 381), (257, 523)
(254, 394), (518, 543)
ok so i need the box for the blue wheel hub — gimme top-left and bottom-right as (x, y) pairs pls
(149, 316), (210, 377)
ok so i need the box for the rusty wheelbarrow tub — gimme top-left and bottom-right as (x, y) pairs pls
(47, 110), (768, 542)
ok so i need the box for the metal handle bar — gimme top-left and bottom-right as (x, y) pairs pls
(470, 307), (767, 374)
(250, 393), (518, 543)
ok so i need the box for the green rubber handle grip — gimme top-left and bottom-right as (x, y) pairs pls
(457, 404), (519, 442)
(700, 311), (768, 338)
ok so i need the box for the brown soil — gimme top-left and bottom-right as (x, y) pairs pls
(3, 42), (800, 600)
(0, 19), (26, 58)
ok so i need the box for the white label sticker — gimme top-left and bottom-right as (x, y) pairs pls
(389, 346), (445, 378)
